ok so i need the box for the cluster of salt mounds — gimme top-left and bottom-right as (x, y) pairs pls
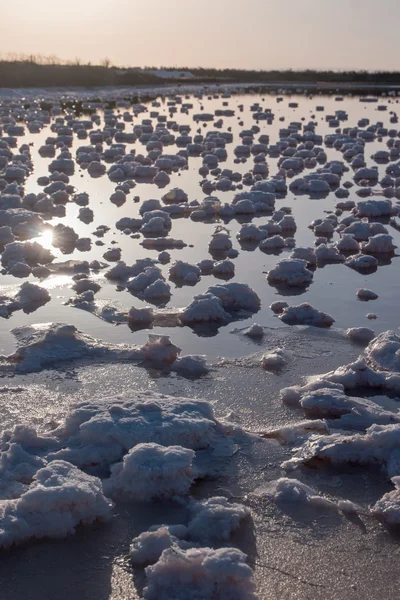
(130, 496), (254, 599)
(0, 392), (249, 547)
(0, 322), (210, 377)
(264, 330), (400, 530)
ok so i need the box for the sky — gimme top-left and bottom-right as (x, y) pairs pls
(0, 0), (398, 71)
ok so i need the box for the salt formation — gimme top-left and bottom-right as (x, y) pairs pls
(0, 461), (113, 547)
(278, 303), (335, 327)
(104, 443), (195, 500)
(0, 392), (247, 547)
(262, 477), (337, 510)
(267, 259), (313, 287)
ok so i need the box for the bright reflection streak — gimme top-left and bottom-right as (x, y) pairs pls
(40, 275), (73, 290)
(35, 229), (54, 250)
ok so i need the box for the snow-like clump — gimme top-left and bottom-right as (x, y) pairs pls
(362, 234), (395, 254)
(243, 323), (264, 338)
(0, 460), (112, 548)
(1, 323), (183, 373)
(267, 259), (313, 287)
(371, 476), (400, 527)
(187, 496), (250, 542)
(130, 525), (189, 566)
(357, 288), (378, 301)
(262, 477), (337, 509)
(180, 283), (260, 325)
(346, 327), (376, 344)
(104, 443), (195, 500)
(366, 330), (400, 372)
(278, 303), (335, 327)
(261, 348), (291, 371)
(143, 546), (257, 600)
(282, 423), (400, 477)
(129, 496), (250, 567)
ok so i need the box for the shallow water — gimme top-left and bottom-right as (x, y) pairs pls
(1, 90), (400, 357)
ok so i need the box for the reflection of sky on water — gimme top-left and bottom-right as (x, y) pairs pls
(1, 90), (400, 358)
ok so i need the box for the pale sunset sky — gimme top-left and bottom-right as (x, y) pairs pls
(0, 0), (398, 71)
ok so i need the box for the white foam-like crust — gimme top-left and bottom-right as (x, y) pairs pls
(267, 258), (313, 287)
(260, 477), (337, 510)
(0, 460), (113, 548)
(278, 302), (335, 327)
(144, 546), (257, 600)
(104, 443), (195, 500)
(1, 323), (184, 373)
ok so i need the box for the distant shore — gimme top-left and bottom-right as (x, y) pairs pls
(2, 60), (400, 92)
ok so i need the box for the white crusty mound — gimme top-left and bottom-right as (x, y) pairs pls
(345, 327), (376, 344)
(144, 546), (257, 600)
(14, 282), (51, 311)
(262, 477), (336, 509)
(129, 496), (250, 564)
(1, 323), (183, 373)
(0, 460), (112, 548)
(180, 283), (260, 325)
(371, 476), (400, 527)
(366, 331), (400, 372)
(130, 524), (189, 566)
(283, 423), (400, 477)
(267, 259), (313, 287)
(279, 303), (335, 327)
(298, 387), (399, 430)
(187, 496), (250, 543)
(261, 348), (291, 371)
(104, 443), (195, 500)
(356, 288), (378, 301)
(31, 393), (235, 469)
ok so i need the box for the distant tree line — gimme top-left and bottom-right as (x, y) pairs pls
(1, 55), (400, 88)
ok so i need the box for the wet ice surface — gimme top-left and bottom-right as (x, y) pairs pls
(2, 85), (400, 598)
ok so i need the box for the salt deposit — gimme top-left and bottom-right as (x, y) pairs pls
(278, 303), (335, 327)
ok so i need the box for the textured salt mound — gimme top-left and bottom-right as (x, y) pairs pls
(345, 253), (378, 272)
(261, 348), (291, 371)
(25, 393), (236, 469)
(172, 354), (209, 376)
(366, 331), (400, 372)
(279, 303), (334, 327)
(243, 323), (264, 338)
(130, 525), (189, 566)
(187, 496), (250, 543)
(356, 289), (378, 301)
(180, 283), (260, 325)
(372, 476), (400, 527)
(104, 443), (195, 500)
(0, 460), (112, 548)
(261, 477), (337, 509)
(144, 546), (257, 600)
(1, 323), (182, 373)
(361, 234), (395, 254)
(267, 259), (313, 287)
(346, 327), (376, 344)
(299, 388), (399, 430)
(283, 423), (400, 477)
(261, 420), (329, 444)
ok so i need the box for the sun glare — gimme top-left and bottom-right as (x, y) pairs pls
(36, 229), (54, 250)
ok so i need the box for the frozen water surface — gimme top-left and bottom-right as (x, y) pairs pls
(1, 85), (400, 599)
